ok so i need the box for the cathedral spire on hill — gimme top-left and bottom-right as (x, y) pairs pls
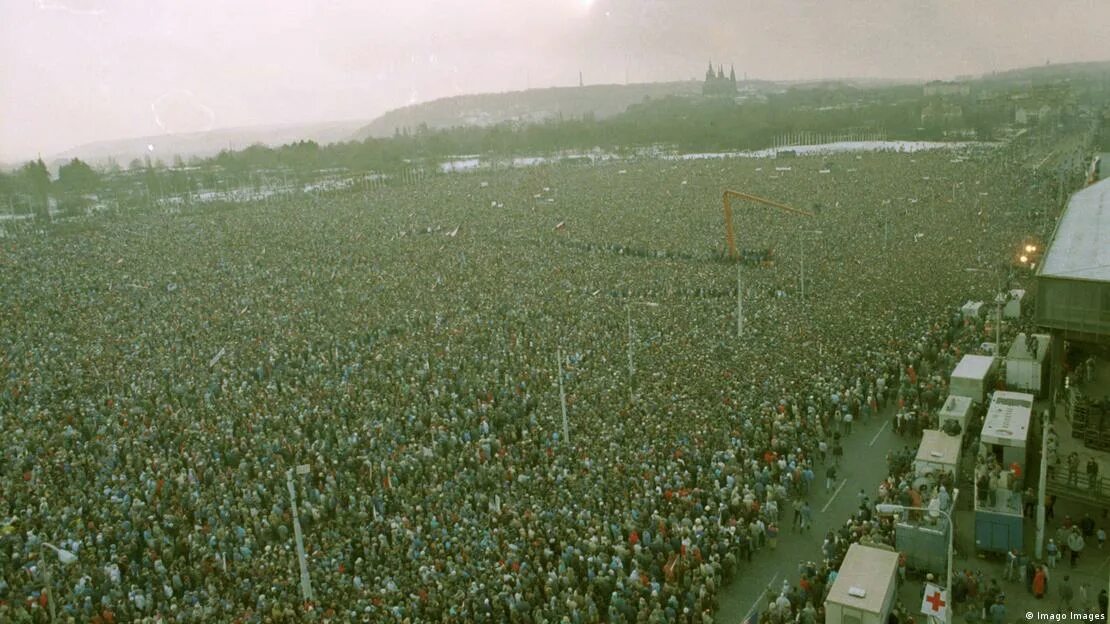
(703, 60), (737, 96)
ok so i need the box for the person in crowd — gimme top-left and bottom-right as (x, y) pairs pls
(988, 595), (1005, 624)
(1068, 528), (1086, 568)
(1059, 575), (1074, 611)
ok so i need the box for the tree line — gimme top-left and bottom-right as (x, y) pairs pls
(0, 83), (1057, 218)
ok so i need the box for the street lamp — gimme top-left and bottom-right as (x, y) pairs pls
(40, 542), (78, 622)
(800, 230), (824, 301)
(626, 301), (661, 399)
(286, 465), (315, 604)
(556, 347), (569, 444)
(876, 491), (958, 624)
(737, 264), (744, 338)
(994, 291), (1008, 358)
(964, 267), (1008, 356)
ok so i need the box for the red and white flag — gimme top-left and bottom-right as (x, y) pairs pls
(920, 583), (948, 621)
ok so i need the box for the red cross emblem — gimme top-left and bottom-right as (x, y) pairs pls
(925, 591), (946, 612)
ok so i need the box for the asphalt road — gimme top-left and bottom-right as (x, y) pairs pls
(715, 408), (910, 624)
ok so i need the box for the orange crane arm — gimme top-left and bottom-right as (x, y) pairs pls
(723, 189), (814, 261)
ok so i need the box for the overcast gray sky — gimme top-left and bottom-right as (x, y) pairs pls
(2, 0), (1109, 163)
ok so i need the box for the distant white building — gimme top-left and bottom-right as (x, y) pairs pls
(923, 81), (970, 97)
(1015, 104), (1055, 125)
(920, 101), (964, 126)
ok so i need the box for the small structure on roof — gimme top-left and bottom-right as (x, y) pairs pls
(938, 394), (973, 433)
(961, 300), (985, 319)
(1005, 333), (1050, 395)
(950, 355), (998, 404)
(915, 429), (962, 479)
(824, 544), (900, 624)
(1003, 289), (1025, 319)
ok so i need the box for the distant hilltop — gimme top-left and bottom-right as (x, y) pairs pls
(47, 119), (371, 169)
(33, 59), (1110, 172)
(983, 59), (1110, 83)
(354, 81), (710, 139)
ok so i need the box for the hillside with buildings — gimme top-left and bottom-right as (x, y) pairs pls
(353, 81), (708, 139)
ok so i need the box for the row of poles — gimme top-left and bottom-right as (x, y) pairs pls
(772, 129), (887, 148)
(556, 245), (826, 443)
(130, 167), (431, 210)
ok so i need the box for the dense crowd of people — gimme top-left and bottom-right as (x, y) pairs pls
(0, 142), (1059, 622)
(758, 287), (988, 624)
(768, 302), (1108, 624)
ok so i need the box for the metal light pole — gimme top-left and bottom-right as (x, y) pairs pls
(737, 264), (743, 338)
(994, 290), (1006, 358)
(877, 493), (958, 624)
(1035, 410), (1049, 558)
(42, 547), (55, 622)
(626, 304), (634, 389)
(625, 301), (661, 397)
(40, 542), (77, 622)
(286, 466), (315, 603)
(556, 347), (569, 444)
(800, 230), (824, 302)
(800, 237), (805, 301)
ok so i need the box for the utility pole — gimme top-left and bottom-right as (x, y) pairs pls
(38, 542), (78, 623)
(800, 236), (805, 301)
(626, 304), (634, 389)
(556, 347), (569, 444)
(736, 264), (744, 338)
(41, 546), (56, 622)
(286, 467), (315, 604)
(996, 294), (1003, 354)
(999, 262), (1008, 348)
(1035, 409), (1049, 558)
(877, 493), (958, 624)
(800, 230), (823, 303)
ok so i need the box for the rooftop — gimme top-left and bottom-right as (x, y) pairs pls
(1039, 177), (1110, 282)
(980, 391), (1034, 446)
(915, 429), (962, 471)
(952, 354), (996, 379)
(825, 544), (899, 614)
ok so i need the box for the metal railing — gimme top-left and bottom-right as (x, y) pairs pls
(1045, 467), (1109, 500)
